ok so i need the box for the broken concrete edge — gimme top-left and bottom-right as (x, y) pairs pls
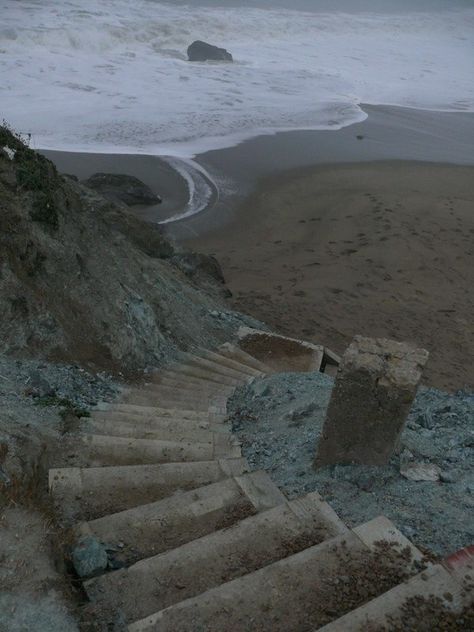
(343, 335), (429, 389)
(443, 545), (474, 585)
(314, 336), (429, 468)
(235, 326), (340, 373)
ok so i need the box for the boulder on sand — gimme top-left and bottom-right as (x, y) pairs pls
(82, 173), (162, 207)
(187, 40), (233, 62)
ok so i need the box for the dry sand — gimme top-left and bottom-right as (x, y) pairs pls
(187, 161), (474, 392)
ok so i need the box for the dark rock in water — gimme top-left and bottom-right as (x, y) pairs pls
(72, 536), (108, 578)
(82, 173), (162, 207)
(187, 40), (233, 62)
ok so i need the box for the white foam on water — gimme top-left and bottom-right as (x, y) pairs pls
(1, 0), (473, 158)
(1, 1), (473, 220)
(160, 156), (217, 224)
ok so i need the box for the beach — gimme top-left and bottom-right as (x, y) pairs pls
(186, 159), (474, 392)
(42, 105), (474, 392)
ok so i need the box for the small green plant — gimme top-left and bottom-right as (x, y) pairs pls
(30, 191), (59, 229)
(1, 121), (60, 230)
(34, 395), (90, 420)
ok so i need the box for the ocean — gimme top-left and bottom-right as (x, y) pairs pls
(2, 0), (473, 158)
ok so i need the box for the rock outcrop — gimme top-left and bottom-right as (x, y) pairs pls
(0, 126), (252, 373)
(187, 40), (233, 62)
(81, 173), (162, 207)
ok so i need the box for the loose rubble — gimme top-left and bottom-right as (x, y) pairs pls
(229, 371), (474, 556)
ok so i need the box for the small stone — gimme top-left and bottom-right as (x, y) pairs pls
(0, 466), (11, 486)
(417, 410), (435, 429)
(400, 462), (441, 482)
(440, 470), (459, 484)
(72, 536), (108, 578)
(402, 525), (416, 538)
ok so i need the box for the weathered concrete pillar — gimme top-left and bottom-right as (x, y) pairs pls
(314, 336), (429, 467)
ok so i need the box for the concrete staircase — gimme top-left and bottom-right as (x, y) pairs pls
(49, 343), (473, 631)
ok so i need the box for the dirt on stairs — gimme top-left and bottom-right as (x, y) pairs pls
(48, 343), (474, 631)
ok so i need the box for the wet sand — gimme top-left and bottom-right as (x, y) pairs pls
(187, 161), (474, 392)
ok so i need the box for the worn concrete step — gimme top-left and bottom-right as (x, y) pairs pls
(148, 375), (235, 396)
(218, 342), (274, 374)
(85, 491), (347, 624)
(117, 394), (227, 414)
(66, 432), (241, 467)
(143, 373), (236, 392)
(121, 386), (228, 406)
(90, 411), (225, 434)
(318, 563), (470, 631)
(85, 417), (230, 443)
(128, 517), (425, 632)
(95, 403), (226, 423)
(75, 471), (286, 567)
(120, 387), (228, 404)
(165, 362), (247, 387)
(194, 348), (264, 378)
(178, 352), (256, 383)
(49, 458), (249, 522)
(127, 383), (234, 403)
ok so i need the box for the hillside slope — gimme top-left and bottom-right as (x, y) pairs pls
(0, 127), (254, 374)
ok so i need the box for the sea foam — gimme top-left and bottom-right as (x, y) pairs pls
(1, 0), (473, 158)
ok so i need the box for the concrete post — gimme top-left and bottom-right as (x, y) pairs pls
(314, 336), (429, 467)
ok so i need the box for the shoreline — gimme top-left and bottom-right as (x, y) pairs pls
(41, 105), (474, 391)
(41, 104), (474, 236)
(40, 150), (219, 224)
(175, 103), (474, 238)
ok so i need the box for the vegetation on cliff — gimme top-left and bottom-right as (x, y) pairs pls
(0, 125), (253, 374)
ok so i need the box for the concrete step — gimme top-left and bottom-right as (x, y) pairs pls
(66, 432), (241, 467)
(179, 352), (256, 383)
(121, 386), (228, 406)
(318, 563), (470, 631)
(86, 416), (229, 443)
(95, 403), (226, 423)
(117, 394), (227, 414)
(141, 375), (236, 393)
(49, 458), (249, 522)
(75, 471), (286, 567)
(90, 411), (224, 433)
(165, 362), (247, 387)
(149, 375), (235, 396)
(127, 517), (426, 632)
(84, 491), (347, 624)
(194, 347), (264, 378)
(218, 342), (274, 374)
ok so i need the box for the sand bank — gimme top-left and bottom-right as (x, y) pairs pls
(187, 161), (474, 392)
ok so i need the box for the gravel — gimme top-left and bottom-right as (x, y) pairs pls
(229, 371), (474, 557)
(0, 354), (119, 483)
